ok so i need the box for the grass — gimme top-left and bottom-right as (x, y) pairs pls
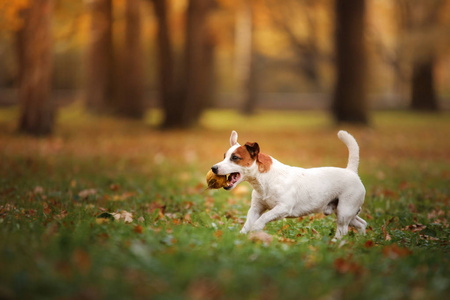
(0, 105), (449, 299)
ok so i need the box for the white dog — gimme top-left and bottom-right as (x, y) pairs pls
(211, 130), (367, 239)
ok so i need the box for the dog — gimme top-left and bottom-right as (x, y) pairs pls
(211, 130), (367, 239)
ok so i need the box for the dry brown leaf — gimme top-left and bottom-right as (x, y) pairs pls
(249, 231), (273, 246)
(133, 225), (143, 234)
(382, 244), (412, 259)
(78, 189), (97, 199)
(334, 257), (363, 275)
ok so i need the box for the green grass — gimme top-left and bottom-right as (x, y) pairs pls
(1, 106), (449, 299)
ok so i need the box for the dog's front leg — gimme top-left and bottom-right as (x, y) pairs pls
(250, 205), (289, 232)
(240, 204), (265, 234)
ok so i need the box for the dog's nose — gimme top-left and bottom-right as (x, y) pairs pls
(211, 165), (219, 174)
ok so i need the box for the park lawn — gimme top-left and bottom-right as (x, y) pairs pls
(0, 105), (449, 299)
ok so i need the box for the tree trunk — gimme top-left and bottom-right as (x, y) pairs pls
(242, 51), (258, 115)
(151, 0), (181, 128)
(332, 0), (368, 124)
(236, 0), (258, 115)
(85, 0), (114, 113)
(411, 58), (438, 111)
(17, 0), (54, 136)
(151, 0), (215, 128)
(116, 0), (144, 118)
(181, 0), (215, 127)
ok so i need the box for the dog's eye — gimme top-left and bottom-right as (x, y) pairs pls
(231, 155), (240, 161)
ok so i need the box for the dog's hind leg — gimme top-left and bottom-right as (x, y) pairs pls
(350, 215), (367, 235)
(334, 201), (363, 239)
(334, 214), (352, 239)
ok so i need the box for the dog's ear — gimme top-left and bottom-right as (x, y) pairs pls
(230, 130), (238, 146)
(245, 142), (260, 159)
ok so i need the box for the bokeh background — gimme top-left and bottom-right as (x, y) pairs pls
(0, 0), (449, 134)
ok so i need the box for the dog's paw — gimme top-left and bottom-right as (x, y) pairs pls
(239, 228), (248, 234)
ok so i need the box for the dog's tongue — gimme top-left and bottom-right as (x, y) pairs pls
(229, 173), (240, 185)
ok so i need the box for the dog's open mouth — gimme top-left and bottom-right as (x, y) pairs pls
(224, 172), (241, 190)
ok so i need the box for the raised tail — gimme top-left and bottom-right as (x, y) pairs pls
(337, 130), (360, 173)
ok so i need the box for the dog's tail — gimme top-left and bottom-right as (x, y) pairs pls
(337, 130), (359, 174)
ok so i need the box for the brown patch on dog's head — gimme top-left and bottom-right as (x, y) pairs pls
(244, 142), (260, 159)
(232, 145), (255, 167)
(232, 142), (272, 173)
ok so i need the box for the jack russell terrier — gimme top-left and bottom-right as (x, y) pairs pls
(211, 130), (367, 239)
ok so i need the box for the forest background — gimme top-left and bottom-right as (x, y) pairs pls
(0, 0), (449, 133)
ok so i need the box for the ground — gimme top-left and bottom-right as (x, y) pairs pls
(0, 105), (449, 299)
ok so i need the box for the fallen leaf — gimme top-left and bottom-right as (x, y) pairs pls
(334, 257), (363, 274)
(402, 224), (426, 232)
(79, 189), (97, 199)
(277, 236), (296, 244)
(109, 184), (120, 191)
(408, 203), (417, 213)
(72, 248), (91, 274)
(249, 231), (273, 246)
(34, 186), (44, 194)
(382, 244), (412, 259)
(55, 210), (68, 220)
(133, 225), (143, 234)
(111, 210), (134, 223)
(381, 225), (391, 241)
(364, 240), (375, 248)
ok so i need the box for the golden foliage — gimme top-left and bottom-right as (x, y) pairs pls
(0, 0), (29, 31)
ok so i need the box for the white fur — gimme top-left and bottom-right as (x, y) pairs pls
(212, 130), (367, 240)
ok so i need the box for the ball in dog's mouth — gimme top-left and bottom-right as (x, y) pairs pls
(224, 172), (241, 190)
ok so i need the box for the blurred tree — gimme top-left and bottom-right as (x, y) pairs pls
(332, 0), (368, 124)
(151, 0), (216, 128)
(182, 0), (216, 125)
(266, 0), (324, 89)
(150, 0), (178, 126)
(371, 0), (448, 110)
(115, 0), (144, 118)
(400, 0), (443, 111)
(85, 0), (114, 113)
(17, 0), (55, 135)
(236, 0), (258, 115)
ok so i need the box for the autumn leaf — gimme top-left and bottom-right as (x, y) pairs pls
(364, 240), (375, 248)
(96, 210), (134, 224)
(112, 210), (133, 223)
(55, 210), (68, 220)
(249, 231), (273, 246)
(214, 230), (223, 238)
(33, 186), (44, 194)
(334, 257), (363, 275)
(72, 248), (91, 274)
(109, 184), (120, 191)
(402, 224), (426, 232)
(133, 225), (143, 234)
(381, 225), (391, 241)
(382, 244), (412, 259)
(78, 189), (97, 199)
(277, 236), (296, 244)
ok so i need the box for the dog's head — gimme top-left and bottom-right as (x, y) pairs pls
(211, 131), (272, 190)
